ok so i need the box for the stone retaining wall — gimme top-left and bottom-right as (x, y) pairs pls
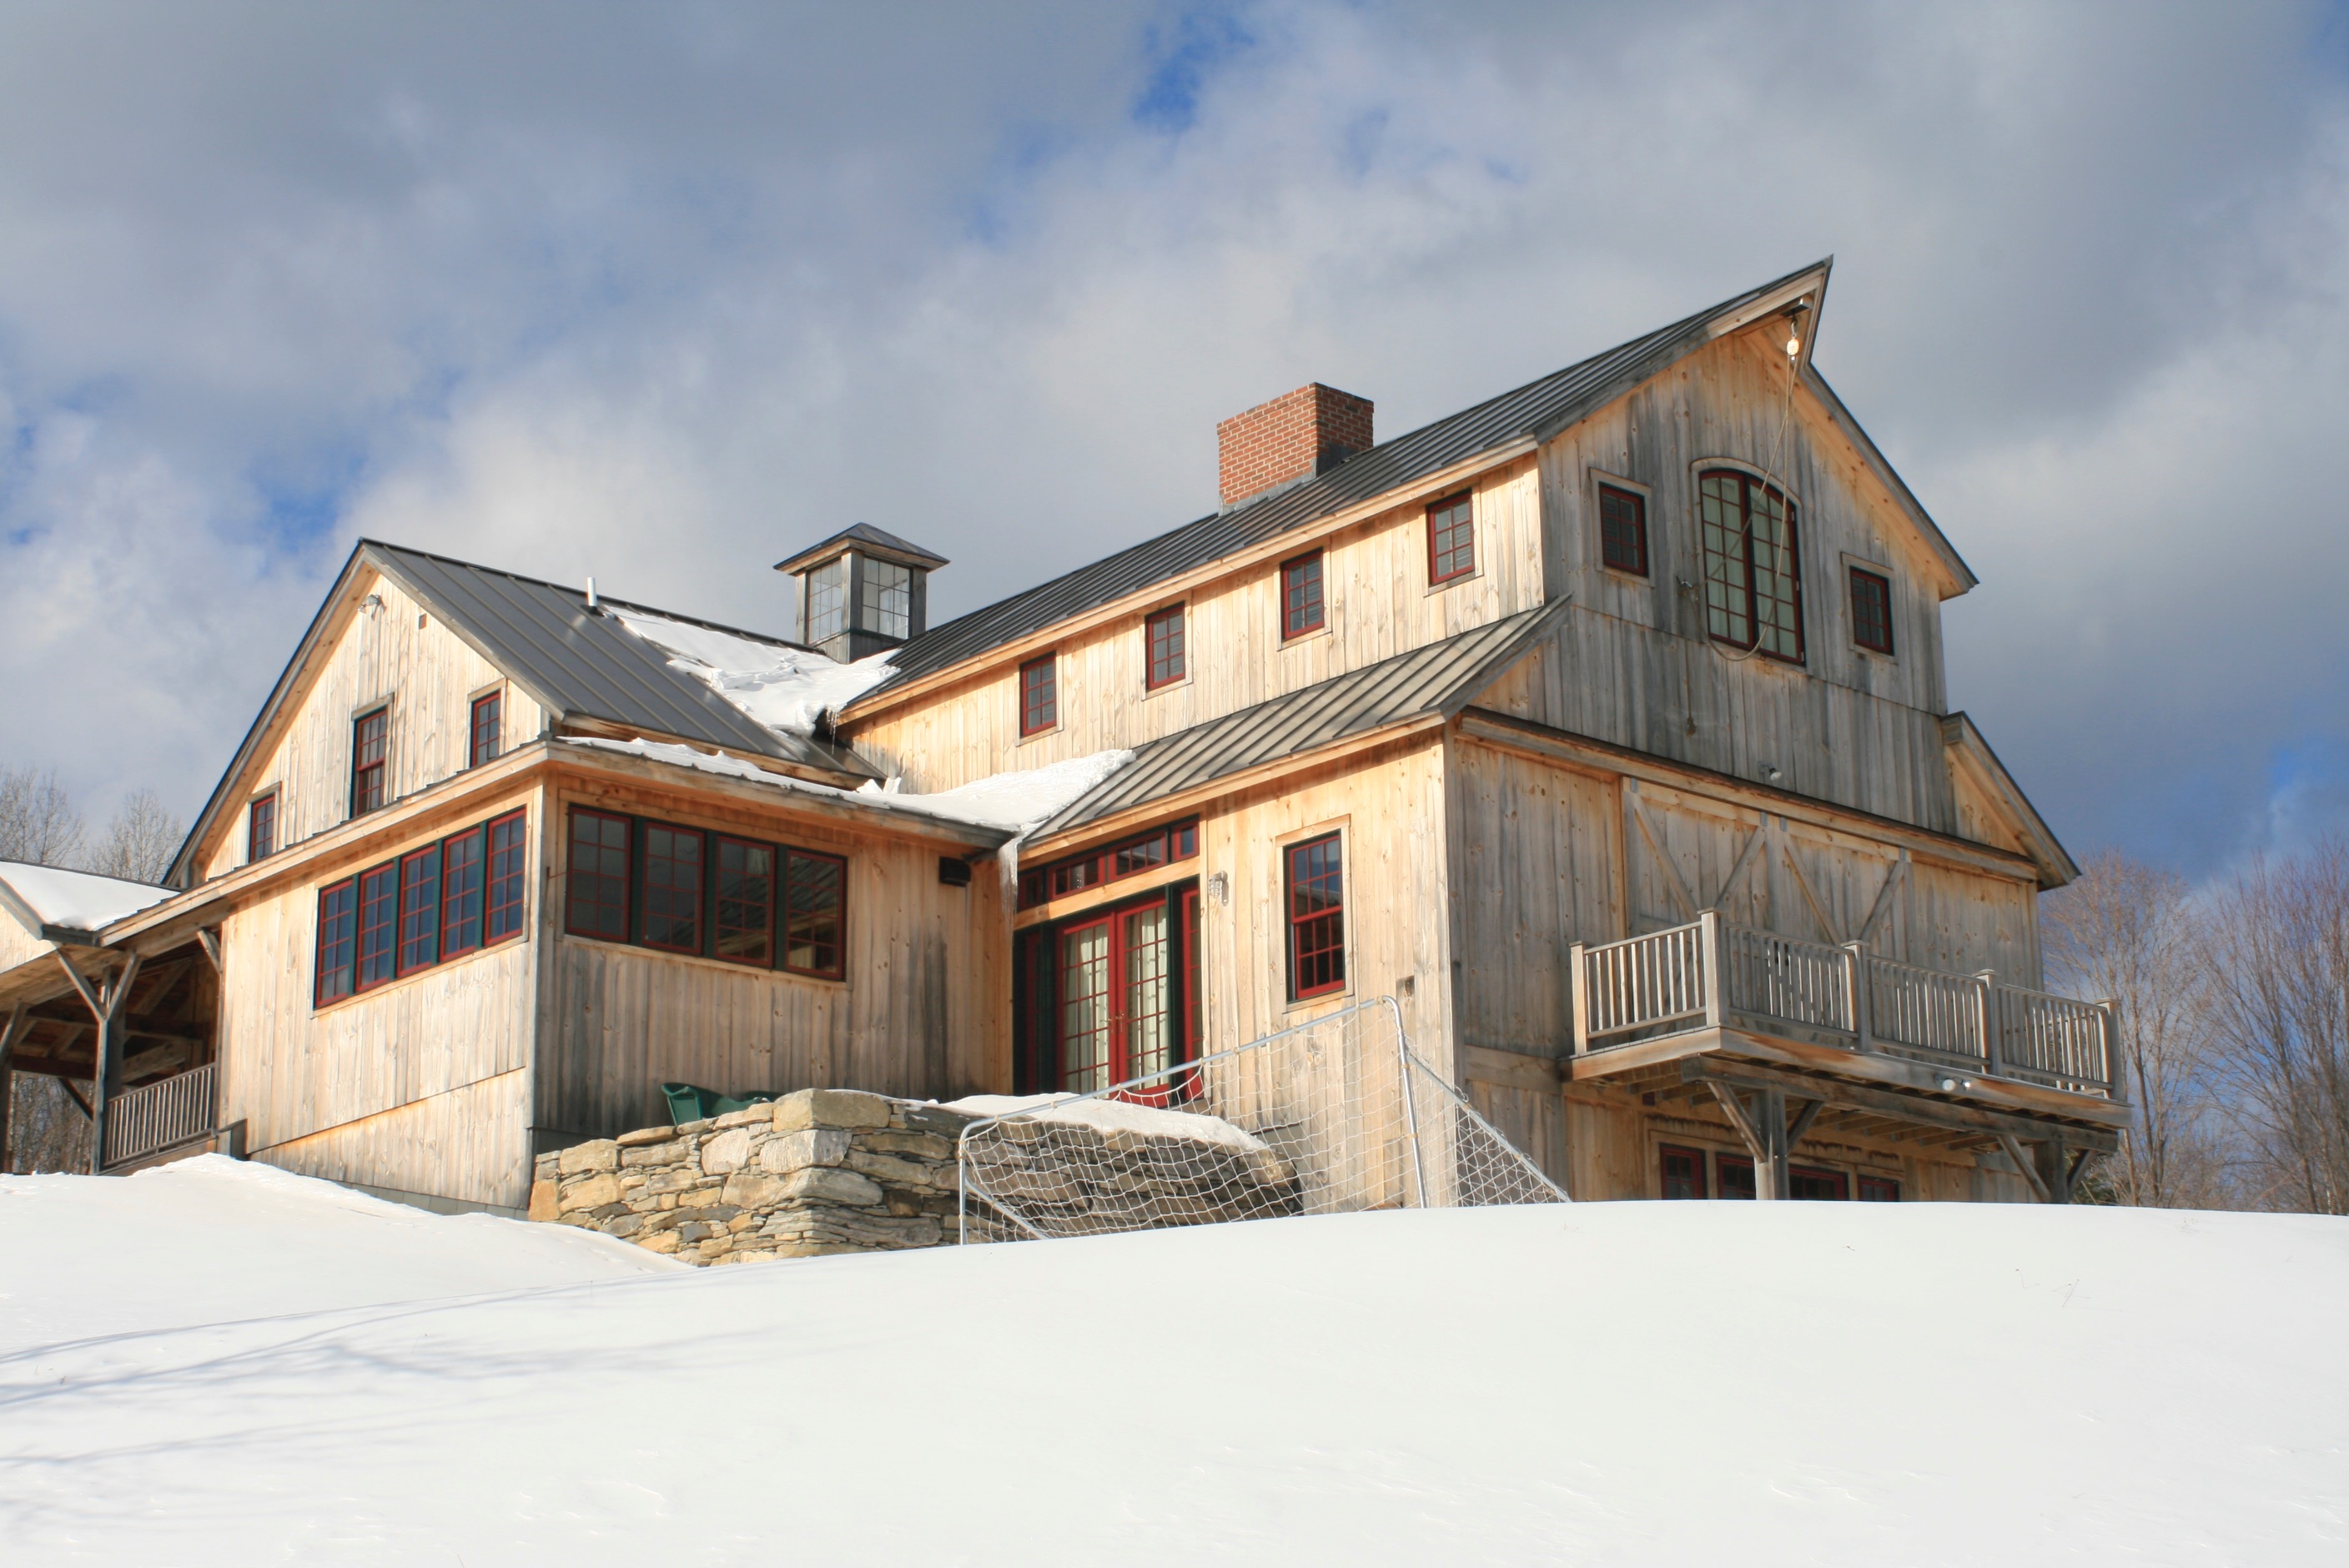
(528, 1088), (975, 1265)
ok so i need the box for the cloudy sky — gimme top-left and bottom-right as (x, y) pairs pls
(1, 1), (2344, 877)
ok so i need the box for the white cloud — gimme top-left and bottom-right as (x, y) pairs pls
(0, 0), (2343, 876)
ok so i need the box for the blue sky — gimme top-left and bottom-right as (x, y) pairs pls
(1, 1), (2346, 880)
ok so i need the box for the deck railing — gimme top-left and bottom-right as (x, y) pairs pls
(1571, 916), (2119, 1099)
(103, 1063), (217, 1168)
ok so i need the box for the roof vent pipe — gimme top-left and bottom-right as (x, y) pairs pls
(586, 576), (599, 612)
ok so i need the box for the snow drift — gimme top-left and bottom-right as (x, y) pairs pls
(1, 1156), (2341, 1565)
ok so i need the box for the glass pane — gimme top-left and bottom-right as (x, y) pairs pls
(806, 557), (848, 642)
(859, 560), (913, 640)
(1059, 922), (1112, 1093)
(1699, 474), (1750, 646)
(1123, 904), (1169, 1082)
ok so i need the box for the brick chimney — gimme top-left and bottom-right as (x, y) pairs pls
(1216, 383), (1373, 510)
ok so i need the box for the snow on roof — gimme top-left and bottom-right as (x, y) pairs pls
(940, 1093), (1270, 1153)
(609, 607), (897, 739)
(565, 736), (1133, 837)
(0, 860), (175, 933)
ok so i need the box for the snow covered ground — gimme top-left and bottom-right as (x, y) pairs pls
(2, 1157), (2342, 1565)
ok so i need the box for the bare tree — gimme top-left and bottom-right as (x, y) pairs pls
(2199, 843), (2349, 1214)
(0, 765), (87, 867)
(2042, 851), (2231, 1207)
(85, 787), (184, 884)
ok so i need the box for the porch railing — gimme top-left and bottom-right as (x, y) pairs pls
(1571, 912), (2119, 1099)
(103, 1063), (217, 1168)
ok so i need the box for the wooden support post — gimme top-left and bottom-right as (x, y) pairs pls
(0, 1004), (26, 1176)
(1568, 942), (1589, 1057)
(1841, 942), (1871, 1053)
(1699, 909), (1723, 1029)
(1975, 971), (2000, 1075)
(2035, 1135), (2075, 1204)
(1994, 1131), (2052, 1203)
(56, 950), (143, 1175)
(1760, 1085), (1790, 1199)
(1785, 1097), (1824, 1154)
(2099, 999), (2127, 1105)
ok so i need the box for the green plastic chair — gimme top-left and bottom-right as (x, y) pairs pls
(660, 1081), (776, 1126)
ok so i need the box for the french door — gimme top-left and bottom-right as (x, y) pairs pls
(1059, 902), (1171, 1094)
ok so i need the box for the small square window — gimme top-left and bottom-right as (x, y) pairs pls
(1019, 654), (1058, 736)
(1145, 605), (1185, 690)
(1659, 1143), (1708, 1199)
(1280, 551), (1325, 640)
(1426, 493), (1474, 585)
(1598, 483), (1648, 576)
(1849, 566), (1894, 655)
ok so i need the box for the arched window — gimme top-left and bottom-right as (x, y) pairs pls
(1697, 470), (1804, 662)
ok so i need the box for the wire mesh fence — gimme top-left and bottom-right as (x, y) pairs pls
(957, 997), (1567, 1243)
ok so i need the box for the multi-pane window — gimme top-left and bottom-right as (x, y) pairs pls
(248, 793), (277, 862)
(1145, 605), (1186, 690)
(804, 557), (848, 643)
(557, 807), (848, 979)
(1056, 902), (1169, 1094)
(314, 881), (358, 1005)
(351, 707), (389, 817)
(1285, 832), (1345, 1000)
(356, 863), (398, 991)
(1858, 1175), (1901, 1202)
(312, 808), (530, 1008)
(715, 837), (776, 967)
(485, 811), (528, 942)
(1280, 551), (1325, 639)
(440, 827), (485, 957)
(566, 810), (632, 941)
(1789, 1167), (1849, 1201)
(784, 849), (847, 977)
(861, 560), (913, 640)
(396, 847), (440, 975)
(1598, 483), (1649, 576)
(469, 691), (502, 768)
(641, 825), (703, 953)
(1659, 1144), (1708, 1199)
(1018, 820), (1197, 907)
(1698, 470), (1803, 662)
(1716, 1153), (1758, 1199)
(1427, 492), (1475, 584)
(1019, 654), (1057, 736)
(1849, 566), (1894, 656)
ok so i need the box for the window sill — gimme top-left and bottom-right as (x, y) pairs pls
(555, 927), (850, 987)
(313, 930), (525, 1013)
(1280, 624), (1332, 649)
(1014, 722), (1064, 748)
(1283, 983), (1355, 1015)
(1424, 568), (1481, 596)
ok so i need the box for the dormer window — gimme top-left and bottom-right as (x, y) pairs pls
(1698, 470), (1803, 663)
(773, 524), (948, 663)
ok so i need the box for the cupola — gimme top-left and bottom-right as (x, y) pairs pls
(772, 523), (949, 663)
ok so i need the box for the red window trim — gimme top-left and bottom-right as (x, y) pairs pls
(638, 823), (705, 956)
(1426, 492), (1475, 585)
(314, 877), (358, 1007)
(712, 833), (777, 968)
(782, 847), (848, 980)
(350, 706), (389, 817)
(439, 826), (487, 960)
(1790, 1165), (1849, 1201)
(483, 809), (529, 946)
(1715, 1152), (1757, 1199)
(1658, 1142), (1709, 1199)
(1285, 831), (1345, 1001)
(468, 690), (503, 769)
(1848, 566), (1895, 656)
(395, 846), (442, 977)
(1144, 604), (1186, 691)
(1052, 891), (1181, 1095)
(248, 792), (277, 861)
(1018, 819), (1198, 909)
(354, 861), (398, 993)
(564, 807), (633, 942)
(1280, 550), (1325, 640)
(1019, 653), (1058, 737)
(1597, 482), (1649, 577)
(1858, 1174), (1902, 1202)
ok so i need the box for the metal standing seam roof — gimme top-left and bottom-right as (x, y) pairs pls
(366, 543), (882, 781)
(1033, 600), (1572, 840)
(866, 260), (1838, 696)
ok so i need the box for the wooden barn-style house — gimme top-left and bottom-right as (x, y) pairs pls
(0, 259), (2127, 1213)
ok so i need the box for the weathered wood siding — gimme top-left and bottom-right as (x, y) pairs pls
(198, 567), (548, 880)
(214, 781), (545, 1209)
(1189, 737), (1456, 1078)
(849, 459), (1543, 792)
(533, 772), (1008, 1141)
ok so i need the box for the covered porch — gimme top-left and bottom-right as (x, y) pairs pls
(1567, 912), (2130, 1199)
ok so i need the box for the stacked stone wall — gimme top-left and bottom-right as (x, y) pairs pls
(529, 1088), (974, 1264)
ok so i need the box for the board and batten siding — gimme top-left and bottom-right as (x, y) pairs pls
(531, 773), (1009, 1141)
(848, 459), (1543, 793)
(199, 567), (548, 881)
(214, 781), (546, 1210)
